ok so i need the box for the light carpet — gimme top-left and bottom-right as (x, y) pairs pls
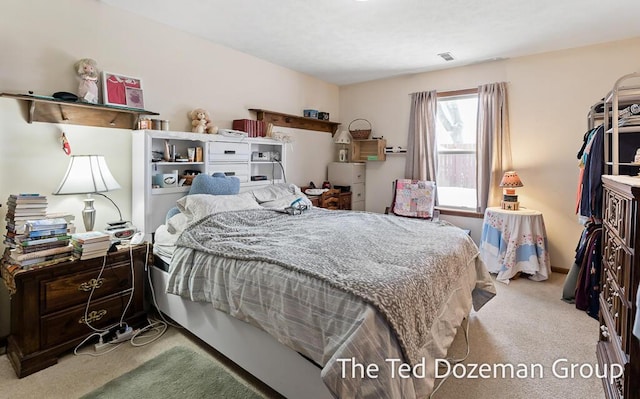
(80, 346), (266, 399)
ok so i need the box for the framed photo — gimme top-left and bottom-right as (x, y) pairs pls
(102, 72), (144, 109)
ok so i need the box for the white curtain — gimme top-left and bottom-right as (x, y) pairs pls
(476, 82), (512, 212)
(405, 91), (437, 181)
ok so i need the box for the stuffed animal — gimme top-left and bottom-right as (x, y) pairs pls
(74, 58), (99, 103)
(189, 108), (218, 134)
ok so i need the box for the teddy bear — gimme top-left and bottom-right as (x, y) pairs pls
(189, 108), (218, 134)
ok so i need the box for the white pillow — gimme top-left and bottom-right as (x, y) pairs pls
(176, 192), (261, 223)
(165, 212), (189, 235)
(250, 183), (302, 203)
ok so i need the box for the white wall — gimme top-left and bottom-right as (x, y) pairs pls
(0, 0), (339, 338)
(339, 37), (640, 272)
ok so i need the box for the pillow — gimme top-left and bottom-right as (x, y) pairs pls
(165, 206), (181, 222)
(176, 192), (261, 223)
(189, 172), (240, 196)
(165, 212), (189, 235)
(250, 183), (302, 203)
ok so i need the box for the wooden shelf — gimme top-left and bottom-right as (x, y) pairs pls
(351, 139), (387, 162)
(249, 108), (340, 134)
(1, 93), (159, 130)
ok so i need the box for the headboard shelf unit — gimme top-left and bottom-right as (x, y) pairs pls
(0, 92), (159, 130)
(249, 108), (340, 134)
(132, 130), (286, 241)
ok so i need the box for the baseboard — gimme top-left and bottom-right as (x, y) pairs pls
(551, 266), (569, 274)
(0, 336), (7, 355)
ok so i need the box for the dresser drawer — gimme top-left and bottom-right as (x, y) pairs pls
(603, 188), (632, 248)
(208, 141), (250, 162)
(328, 162), (366, 185)
(207, 162), (249, 182)
(41, 292), (135, 348)
(351, 182), (365, 204)
(41, 262), (133, 314)
(603, 230), (633, 305)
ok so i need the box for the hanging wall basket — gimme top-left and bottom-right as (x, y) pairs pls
(348, 118), (372, 139)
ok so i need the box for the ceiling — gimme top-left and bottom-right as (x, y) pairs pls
(100, 0), (640, 86)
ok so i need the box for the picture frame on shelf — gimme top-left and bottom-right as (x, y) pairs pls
(102, 71), (144, 109)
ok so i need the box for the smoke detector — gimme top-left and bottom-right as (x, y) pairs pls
(438, 52), (455, 61)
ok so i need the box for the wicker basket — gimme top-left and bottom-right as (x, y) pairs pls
(349, 118), (372, 140)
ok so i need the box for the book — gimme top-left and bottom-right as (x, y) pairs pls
(6, 202), (48, 208)
(25, 218), (68, 232)
(14, 252), (73, 268)
(74, 248), (109, 260)
(18, 234), (71, 247)
(71, 231), (111, 244)
(72, 240), (111, 252)
(8, 193), (46, 200)
(10, 245), (73, 262)
(19, 255), (74, 270)
(17, 240), (71, 254)
(27, 227), (69, 239)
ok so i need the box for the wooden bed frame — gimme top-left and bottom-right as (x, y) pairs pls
(150, 265), (333, 399)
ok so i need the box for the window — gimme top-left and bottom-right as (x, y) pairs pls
(435, 90), (478, 209)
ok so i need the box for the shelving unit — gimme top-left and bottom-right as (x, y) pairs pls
(601, 73), (640, 175)
(350, 139), (386, 162)
(0, 92), (159, 130)
(249, 108), (340, 134)
(132, 130), (286, 241)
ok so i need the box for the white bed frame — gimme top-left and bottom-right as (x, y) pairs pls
(150, 265), (333, 399)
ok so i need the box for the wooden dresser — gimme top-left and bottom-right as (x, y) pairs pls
(2, 244), (148, 378)
(599, 175), (640, 399)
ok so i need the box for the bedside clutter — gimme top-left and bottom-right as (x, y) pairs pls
(302, 185), (351, 210)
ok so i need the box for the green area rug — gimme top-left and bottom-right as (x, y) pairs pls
(80, 346), (267, 399)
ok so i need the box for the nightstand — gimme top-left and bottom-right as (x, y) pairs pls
(2, 244), (149, 378)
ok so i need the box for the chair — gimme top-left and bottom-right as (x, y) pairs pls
(385, 179), (436, 219)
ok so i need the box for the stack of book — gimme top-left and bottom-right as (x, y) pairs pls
(4, 194), (48, 239)
(70, 231), (112, 260)
(8, 218), (73, 269)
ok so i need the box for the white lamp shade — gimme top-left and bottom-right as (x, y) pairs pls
(334, 130), (352, 144)
(53, 155), (121, 195)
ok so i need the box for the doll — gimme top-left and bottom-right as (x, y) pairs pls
(74, 58), (99, 103)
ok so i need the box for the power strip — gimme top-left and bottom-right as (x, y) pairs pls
(111, 326), (135, 344)
(93, 326), (135, 351)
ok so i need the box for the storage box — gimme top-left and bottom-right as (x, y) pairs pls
(303, 109), (318, 118)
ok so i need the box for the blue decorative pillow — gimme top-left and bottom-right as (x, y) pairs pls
(189, 173), (240, 196)
(165, 173), (240, 222)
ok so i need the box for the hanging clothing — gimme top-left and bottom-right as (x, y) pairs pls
(578, 125), (604, 221)
(574, 224), (602, 320)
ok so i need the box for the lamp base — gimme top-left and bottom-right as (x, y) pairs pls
(82, 198), (96, 231)
(501, 200), (520, 211)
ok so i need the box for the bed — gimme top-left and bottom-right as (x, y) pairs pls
(150, 183), (496, 398)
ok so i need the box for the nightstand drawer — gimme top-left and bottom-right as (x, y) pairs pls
(41, 262), (133, 314)
(41, 292), (135, 348)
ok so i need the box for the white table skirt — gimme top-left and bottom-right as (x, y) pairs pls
(479, 207), (551, 284)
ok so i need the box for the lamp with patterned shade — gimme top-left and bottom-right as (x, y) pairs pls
(499, 171), (523, 210)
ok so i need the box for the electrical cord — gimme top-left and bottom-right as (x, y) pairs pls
(429, 315), (472, 398)
(74, 244), (141, 356)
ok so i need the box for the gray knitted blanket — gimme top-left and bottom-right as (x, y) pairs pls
(177, 208), (481, 365)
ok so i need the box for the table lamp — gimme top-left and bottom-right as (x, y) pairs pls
(334, 130), (352, 162)
(53, 155), (122, 231)
(499, 171), (523, 210)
